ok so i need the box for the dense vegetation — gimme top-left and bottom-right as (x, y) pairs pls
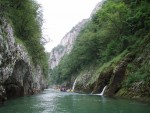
(0, 0), (48, 77)
(50, 0), (150, 85)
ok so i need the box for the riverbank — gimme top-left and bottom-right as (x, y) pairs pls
(115, 88), (150, 104)
(0, 88), (150, 113)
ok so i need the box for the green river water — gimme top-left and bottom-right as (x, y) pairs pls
(0, 88), (150, 113)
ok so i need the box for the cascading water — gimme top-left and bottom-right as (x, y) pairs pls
(99, 85), (107, 95)
(71, 78), (77, 92)
(93, 85), (107, 96)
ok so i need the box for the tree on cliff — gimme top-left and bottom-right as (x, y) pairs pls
(50, 0), (150, 84)
(0, 0), (48, 77)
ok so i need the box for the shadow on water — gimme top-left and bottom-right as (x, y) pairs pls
(0, 88), (150, 113)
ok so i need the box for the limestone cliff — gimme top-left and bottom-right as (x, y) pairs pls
(49, 19), (89, 69)
(49, 0), (106, 69)
(48, 0), (150, 102)
(0, 18), (47, 104)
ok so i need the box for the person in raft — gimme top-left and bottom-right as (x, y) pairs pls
(60, 86), (67, 92)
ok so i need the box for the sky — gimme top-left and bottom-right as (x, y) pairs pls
(36, 0), (101, 52)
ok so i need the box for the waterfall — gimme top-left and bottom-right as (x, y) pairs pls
(99, 86), (107, 95)
(93, 86), (107, 96)
(71, 78), (77, 92)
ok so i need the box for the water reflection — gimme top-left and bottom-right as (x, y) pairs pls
(0, 89), (150, 113)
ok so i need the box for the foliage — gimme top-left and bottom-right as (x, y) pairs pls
(123, 63), (150, 88)
(0, 0), (48, 77)
(123, 38), (150, 87)
(50, 0), (150, 84)
(88, 50), (128, 85)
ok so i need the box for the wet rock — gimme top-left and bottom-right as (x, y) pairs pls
(92, 68), (113, 94)
(0, 17), (47, 103)
(4, 76), (23, 98)
(105, 54), (134, 96)
(75, 67), (96, 93)
(0, 83), (7, 104)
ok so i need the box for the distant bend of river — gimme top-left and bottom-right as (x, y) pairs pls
(0, 88), (150, 113)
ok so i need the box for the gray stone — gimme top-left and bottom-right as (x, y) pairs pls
(0, 17), (47, 102)
(49, 19), (89, 69)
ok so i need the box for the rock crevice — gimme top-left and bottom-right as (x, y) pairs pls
(0, 18), (47, 104)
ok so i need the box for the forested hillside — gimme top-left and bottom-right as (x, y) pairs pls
(0, 0), (48, 77)
(50, 0), (150, 100)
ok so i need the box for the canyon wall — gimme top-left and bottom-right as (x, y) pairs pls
(0, 18), (47, 104)
(49, 19), (89, 69)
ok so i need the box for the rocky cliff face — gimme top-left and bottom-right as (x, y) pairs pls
(74, 53), (135, 94)
(49, 0), (106, 69)
(49, 19), (89, 69)
(0, 18), (47, 104)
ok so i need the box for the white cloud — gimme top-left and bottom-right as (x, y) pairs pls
(36, 0), (101, 52)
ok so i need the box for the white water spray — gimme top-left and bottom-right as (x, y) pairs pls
(100, 85), (107, 95)
(93, 86), (107, 96)
(71, 78), (77, 92)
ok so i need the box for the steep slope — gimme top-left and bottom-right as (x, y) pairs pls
(0, 18), (47, 104)
(50, 0), (150, 102)
(49, 19), (89, 69)
(49, 0), (105, 69)
(0, 0), (48, 104)
(90, 0), (106, 17)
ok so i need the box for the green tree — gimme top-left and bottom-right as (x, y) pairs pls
(0, 0), (48, 77)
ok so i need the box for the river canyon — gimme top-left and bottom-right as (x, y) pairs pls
(0, 89), (150, 113)
(0, 0), (150, 112)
